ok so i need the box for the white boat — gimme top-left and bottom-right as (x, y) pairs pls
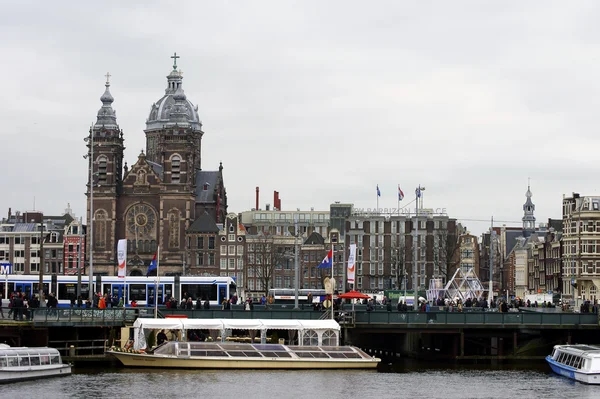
(107, 318), (380, 370)
(0, 344), (72, 383)
(546, 344), (600, 384)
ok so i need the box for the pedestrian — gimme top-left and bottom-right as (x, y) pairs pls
(0, 293), (4, 319)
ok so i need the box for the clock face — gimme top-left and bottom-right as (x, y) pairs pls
(127, 204), (156, 237)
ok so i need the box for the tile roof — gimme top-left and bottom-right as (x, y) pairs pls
(195, 171), (219, 203)
(188, 212), (219, 234)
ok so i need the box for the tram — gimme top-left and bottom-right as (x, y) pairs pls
(268, 288), (327, 305)
(0, 274), (236, 307)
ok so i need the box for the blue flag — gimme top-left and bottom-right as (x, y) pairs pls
(146, 252), (158, 276)
(317, 250), (333, 269)
(377, 185), (381, 197)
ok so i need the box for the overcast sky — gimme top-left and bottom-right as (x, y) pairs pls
(2, 1), (600, 236)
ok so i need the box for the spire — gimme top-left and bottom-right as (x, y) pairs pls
(165, 53), (183, 95)
(95, 72), (118, 129)
(522, 180), (536, 236)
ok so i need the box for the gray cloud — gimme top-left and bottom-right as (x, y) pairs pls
(1, 1), (598, 237)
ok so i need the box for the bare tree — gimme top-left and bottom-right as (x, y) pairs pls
(390, 240), (406, 290)
(246, 233), (287, 294)
(435, 228), (460, 283)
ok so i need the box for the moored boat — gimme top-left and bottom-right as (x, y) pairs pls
(0, 344), (72, 383)
(107, 318), (380, 370)
(546, 344), (600, 384)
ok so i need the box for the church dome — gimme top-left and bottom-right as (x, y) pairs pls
(145, 64), (202, 132)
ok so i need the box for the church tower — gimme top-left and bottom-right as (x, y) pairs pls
(144, 53), (203, 190)
(86, 73), (125, 272)
(522, 183), (536, 237)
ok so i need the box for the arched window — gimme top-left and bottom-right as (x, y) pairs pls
(94, 209), (108, 249)
(171, 155), (181, 183)
(302, 330), (319, 346)
(97, 156), (108, 184)
(322, 330), (337, 346)
(136, 170), (146, 185)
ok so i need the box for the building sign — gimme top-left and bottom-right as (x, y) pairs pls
(0, 262), (12, 275)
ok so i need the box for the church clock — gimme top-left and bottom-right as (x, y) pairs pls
(126, 204), (156, 236)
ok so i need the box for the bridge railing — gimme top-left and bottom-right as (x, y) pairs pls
(353, 311), (599, 325)
(30, 308), (143, 325)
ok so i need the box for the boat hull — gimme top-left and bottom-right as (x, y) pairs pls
(0, 364), (72, 384)
(546, 356), (600, 385)
(108, 351), (379, 370)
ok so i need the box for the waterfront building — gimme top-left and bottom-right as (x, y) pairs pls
(0, 207), (86, 281)
(530, 220), (562, 297)
(85, 56), (227, 276)
(344, 209), (459, 293)
(562, 193), (600, 303)
(458, 232), (480, 277)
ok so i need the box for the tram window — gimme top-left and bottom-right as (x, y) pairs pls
(33, 283), (50, 297)
(130, 284), (147, 301)
(164, 284), (173, 299)
(181, 284), (216, 301)
(58, 283), (77, 301)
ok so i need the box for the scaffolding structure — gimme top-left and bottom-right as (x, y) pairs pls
(426, 268), (486, 303)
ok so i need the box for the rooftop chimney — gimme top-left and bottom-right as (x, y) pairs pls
(256, 187), (260, 210)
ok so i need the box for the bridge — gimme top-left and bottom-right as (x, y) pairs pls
(2, 307), (597, 360)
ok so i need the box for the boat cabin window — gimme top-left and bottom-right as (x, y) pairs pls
(7, 357), (18, 367)
(30, 355), (40, 365)
(51, 354), (60, 364)
(41, 355), (50, 365)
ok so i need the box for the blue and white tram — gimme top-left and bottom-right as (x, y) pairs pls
(1, 275), (236, 307)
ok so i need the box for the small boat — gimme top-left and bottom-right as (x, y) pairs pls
(546, 344), (600, 384)
(107, 318), (380, 370)
(0, 344), (72, 383)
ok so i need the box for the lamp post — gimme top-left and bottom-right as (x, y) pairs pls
(413, 185), (425, 310)
(294, 217), (299, 309)
(84, 127), (94, 303)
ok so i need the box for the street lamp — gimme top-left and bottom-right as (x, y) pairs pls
(413, 185), (425, 310)
(294, 217), (299, 309)
(84, 127), (94, 303)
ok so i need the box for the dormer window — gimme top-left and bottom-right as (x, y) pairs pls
(171, 155), (181, 183)
(203, 182), (210, 191)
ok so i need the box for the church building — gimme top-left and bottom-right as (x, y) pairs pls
(85, 54), (227, 276)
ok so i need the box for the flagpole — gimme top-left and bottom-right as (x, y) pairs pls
(331, 233), (334, 321)
(154, 246), (160, 319)
(397, 185), (400, 217)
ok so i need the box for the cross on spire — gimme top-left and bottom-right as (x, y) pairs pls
(171, 52), (180, 70)
(105, 72), (111, 84)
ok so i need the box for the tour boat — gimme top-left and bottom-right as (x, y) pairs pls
(0, 344), (72, 383)
(107, 318), (379, 370)
(546, 344), (600, 384)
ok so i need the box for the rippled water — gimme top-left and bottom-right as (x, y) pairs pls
(4, 361), (599, 398)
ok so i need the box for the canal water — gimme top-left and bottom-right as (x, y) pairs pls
(5, 361), (599, 398)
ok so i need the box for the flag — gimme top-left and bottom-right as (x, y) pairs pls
(147, 252), (158, 276)
(377, 185), (381, 197)
(398, 186), (404, 201)
(317, 249), (333, 269)
(416, 187), (422, 198)
(117, 239), (127, 278)
(347, 244), (356, 284)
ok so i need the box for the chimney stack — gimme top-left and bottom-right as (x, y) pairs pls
(274, 191), (281, 211)
(256, 187), (260, 210)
